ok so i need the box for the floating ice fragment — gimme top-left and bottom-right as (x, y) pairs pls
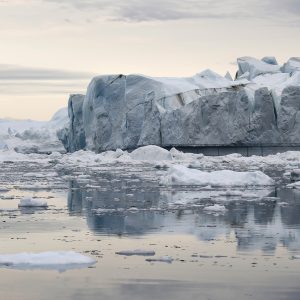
(130, 145), (172, 161)
(115, 249), (155, 256)
(0, 251), (96, 270)
(18, 197), (48, 208)
(161, 165), (274, 187)
(203, 204), (227, 213)
(145, 256), (173, 263)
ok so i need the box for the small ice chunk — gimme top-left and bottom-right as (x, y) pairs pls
(146, 256), (174, 263)
(18, 197), (48, 208)
(130, 145), (172, 161)
(115, 249), (155, 256)
(203, 204), (227, 213)
(0, 251), (96, 270)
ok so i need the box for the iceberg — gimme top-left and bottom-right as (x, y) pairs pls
(57, 56), (300, 153)
(0, 107), (68, 154)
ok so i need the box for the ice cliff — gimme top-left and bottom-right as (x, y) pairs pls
(58, 56), (300, 152)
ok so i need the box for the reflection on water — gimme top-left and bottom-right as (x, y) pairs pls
(68, 181), (300, 255)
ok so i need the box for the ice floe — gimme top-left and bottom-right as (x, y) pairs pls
(160, 165), (275, 187)
(0, 251), (96, 270)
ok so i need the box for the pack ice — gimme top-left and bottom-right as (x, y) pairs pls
(57, 56), (300, 153)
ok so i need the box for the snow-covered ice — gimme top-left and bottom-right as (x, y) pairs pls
(0, 251), (96, 270)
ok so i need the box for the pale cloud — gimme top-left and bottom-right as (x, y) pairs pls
(42, 0), (300, 22)
(0, 64), (93, 80)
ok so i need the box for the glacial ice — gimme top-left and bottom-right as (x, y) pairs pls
(57, 56), (300, 153)
(282, 57), (300, 73)
(0, 251), (96, 270)
(237, 56), (281, 80)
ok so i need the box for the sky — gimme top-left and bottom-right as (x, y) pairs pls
(0, 0), (299, 120)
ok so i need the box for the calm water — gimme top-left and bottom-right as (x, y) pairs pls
(0, 178), (299, 300)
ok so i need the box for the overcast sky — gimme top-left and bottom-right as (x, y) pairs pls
(0, 0), (299, 119)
